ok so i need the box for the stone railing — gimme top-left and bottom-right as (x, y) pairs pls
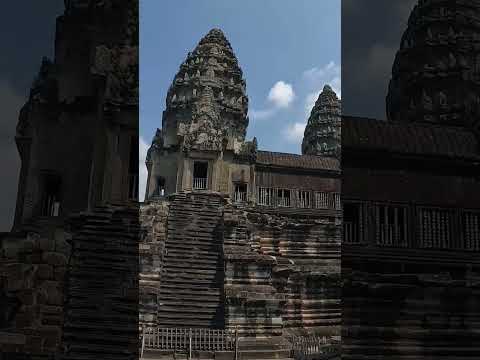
(193, 177), (207, 190)
(141, 327), (237, 359)
(343, 221), (360, 244)
(233, 190), (247, 203)
(289, 335), (341, 360)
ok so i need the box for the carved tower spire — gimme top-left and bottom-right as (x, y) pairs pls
(159, 28), (249, 152)
(386, 0), (480, 133)
(302, 85), (341, 159)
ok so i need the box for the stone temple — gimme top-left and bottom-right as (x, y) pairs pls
(141, 28), (342, 356)
(342, 1), (480, 358)
(1, 1), (140, 358)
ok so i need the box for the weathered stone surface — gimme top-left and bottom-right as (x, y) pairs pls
(0, 230), (70, 356)
(42, 252), (67, 267)
(387, 0), (480, 132)
(149, 28), (249, 155)
(36, 264), (54, 280)
(61, 205), (139, 360)
(140, 192), (341, 350)
(343, 269), (480, 359)
(139, 201), (168, 329)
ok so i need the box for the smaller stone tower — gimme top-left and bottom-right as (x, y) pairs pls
(302, 85), (341, 158)
(386, 0), (480, 133)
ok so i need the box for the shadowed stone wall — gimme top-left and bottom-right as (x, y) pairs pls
(0, 222), (71, 354)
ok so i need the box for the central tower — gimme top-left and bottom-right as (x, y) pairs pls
(146, 28), (253, 199)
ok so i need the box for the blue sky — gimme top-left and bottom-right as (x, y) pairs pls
(139, 0), (341, 198)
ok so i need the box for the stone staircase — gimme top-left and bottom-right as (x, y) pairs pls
(157, 192), (225, 328)
(62, 204), (140, 359)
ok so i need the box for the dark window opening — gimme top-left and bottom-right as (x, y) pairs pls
(234, 183), (247, 203)
(155, 177), (166, 197)
(277, 189), (291, 207)
(193, 161), (208, 190)
(41, 174), (61, 217)
(128, 136), (139, 200)
(344, 203), (363, 244)
(374, 204), (408, 247)
(115, 134), (120, 154)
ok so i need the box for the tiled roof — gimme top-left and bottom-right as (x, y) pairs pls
(342, 116), (480, 160)
(256, 151), (340, 171)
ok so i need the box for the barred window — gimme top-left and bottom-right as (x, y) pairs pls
(374, 204), (408, 247)
(333, 193), (341, 210)
(277, 189), (291, 207)
(344, 202), (364, 244)
(233, 183), (247, 203)
(298, 190), (311, 208)
(462, 211), (480, 251)
(315, 192), (329, 209)
(418, 207), (453, 249)
(258, 187), (275, 206)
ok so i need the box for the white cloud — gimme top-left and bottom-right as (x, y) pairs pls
(302, 61), (341, 116)
(267, 81), (295, 108)
(249, 108), (276, 121)
(139, 136), (149, 201)
(249, 81), (295, 121)
(282, 122), (306, 144)
(303, 61), (340, 86)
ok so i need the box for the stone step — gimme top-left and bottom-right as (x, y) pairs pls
(165, 242), (222, 251)
(157, 305), (221, 314)
(159, 299), (222, 308)
(168, 232), (221, 239)
(157, 313), (220, 322)
(166, 248), (222, 257)
(163, 256), (221, 266)
(161, 269), (219, 279)
(162, 267), (218, 276)
(168, 230), (222, 238)
(163, 263), (220, 272)
(161, 277), (219, 286)
(164, 263), (221, 271)
(168, 208), (221, 215)
(158, 289), (222, 298)
(165, 249), (221, 258)
(168, 209), (221, 216)
(158, 284), (221, 295)
(158, 293), (221, 302)
(155, 319), (220, 328)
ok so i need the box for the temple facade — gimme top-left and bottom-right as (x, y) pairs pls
(1, 1), (139, 358)
(141, 29), (342, 355)
(342, 1), (480, 358)
(13, 0), (139, 231)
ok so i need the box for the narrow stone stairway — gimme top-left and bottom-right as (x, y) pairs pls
(62, 204), (140, 359)
(157, 192), (225, 328)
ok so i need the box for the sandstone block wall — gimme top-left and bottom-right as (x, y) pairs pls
(223, 205), (342, 339)
(343, 269), (480, 359)
(0, 226), (71, 355)
(139, 202), (168, 329)
(138, 195), (342, 342)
